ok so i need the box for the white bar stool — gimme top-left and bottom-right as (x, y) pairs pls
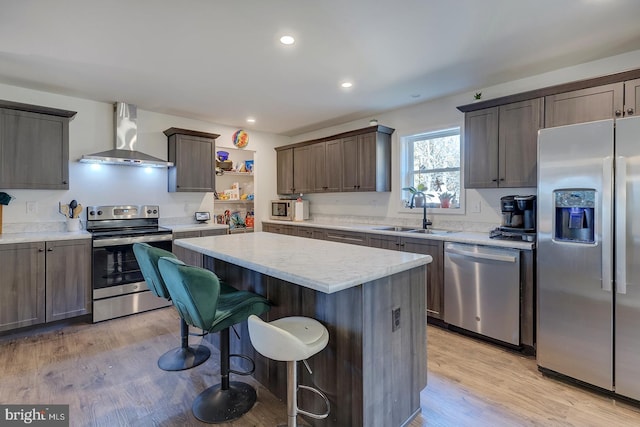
(248, 315), (330, 427)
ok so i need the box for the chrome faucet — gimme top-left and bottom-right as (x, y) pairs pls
(409, 192), (432, 229)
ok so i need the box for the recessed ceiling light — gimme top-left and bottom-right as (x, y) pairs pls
(341, 82), (353, 88)
(280, 35), (295, 45)
(246, 118), (256, 123)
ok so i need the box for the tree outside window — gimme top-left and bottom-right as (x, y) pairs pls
(402, 127), (461, 209)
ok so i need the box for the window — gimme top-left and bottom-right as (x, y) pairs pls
(401, 127), (461, 210)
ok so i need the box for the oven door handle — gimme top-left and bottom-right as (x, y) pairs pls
(93, 234), (173, 247)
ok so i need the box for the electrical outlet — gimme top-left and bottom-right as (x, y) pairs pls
(26, 201), (38, 214)
(392, 307), (401, 332)
(471, 201), (481, 213)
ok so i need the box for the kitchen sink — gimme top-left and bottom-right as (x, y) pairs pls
(373, 226), (457, 235)
(373, 226), (419, 232)
(407, 229), (458, 235)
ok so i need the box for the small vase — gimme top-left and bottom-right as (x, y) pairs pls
(440, 199), (450, 209)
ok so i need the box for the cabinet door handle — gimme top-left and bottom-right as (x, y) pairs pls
(615, 109), (623, 117)
(47, 248), (53, 252)
(38, 248), (45, 252)
(62, 180), (68, 184)
(627, 108), (635, 116)
(492, 178), (498, 182)
(499, 178), (505, 181)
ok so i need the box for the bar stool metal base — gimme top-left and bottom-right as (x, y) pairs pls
(157, 318), (211, 371)
(192, 381), (257, 423)
(157, 345), (211, 371)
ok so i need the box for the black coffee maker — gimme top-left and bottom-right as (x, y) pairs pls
(515, 195), (536, 231)
(500, 195), (523, 229)
(500, 195), (536, 231)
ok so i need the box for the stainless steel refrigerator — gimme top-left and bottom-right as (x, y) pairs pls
(537, 115), (640, 400)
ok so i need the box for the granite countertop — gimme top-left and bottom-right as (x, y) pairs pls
(262, 219), (535, 250)
(174, 232), (432, 294)
(0, 230), (91, 244)
(166, 223), (229, 233)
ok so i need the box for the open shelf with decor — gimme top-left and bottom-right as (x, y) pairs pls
(214, 146), (255, 233)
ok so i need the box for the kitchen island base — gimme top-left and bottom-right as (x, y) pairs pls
(203, 257), (427, 427)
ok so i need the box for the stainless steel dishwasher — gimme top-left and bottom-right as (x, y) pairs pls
(444, 242), (521, 345)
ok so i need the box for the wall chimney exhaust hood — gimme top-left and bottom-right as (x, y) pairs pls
(80, 102), (173, 168)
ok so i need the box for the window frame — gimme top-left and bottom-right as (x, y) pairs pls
(398, 125), (465, 215)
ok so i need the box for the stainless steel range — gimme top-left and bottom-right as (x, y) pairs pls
(87, 205), (173, 322)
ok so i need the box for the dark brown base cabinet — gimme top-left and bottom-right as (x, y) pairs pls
(0, 239), (91, 332)
(172, 228), (228, 267)
(368, 234), (444, 320)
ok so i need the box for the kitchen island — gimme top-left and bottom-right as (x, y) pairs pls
(174, 232), (431, 427)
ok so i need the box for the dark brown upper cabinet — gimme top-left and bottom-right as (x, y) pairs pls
(0, 101), (75, 190)
(165, 127), (219, 192)
(275, 125), (394, 195)
(464, 98), (542, 188)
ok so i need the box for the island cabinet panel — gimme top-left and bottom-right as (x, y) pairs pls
(0, 242), (45, 331)
(203, 256), (427, 427)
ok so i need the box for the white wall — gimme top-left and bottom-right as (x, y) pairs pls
(292, 49), (640, 231)
(0, 83), (289, 231)
(3, 48), (639, 233)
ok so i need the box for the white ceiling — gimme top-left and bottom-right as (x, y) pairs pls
(2, 0), (640, 136)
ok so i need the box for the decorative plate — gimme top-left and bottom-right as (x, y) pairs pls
(232, 130), (249, 148)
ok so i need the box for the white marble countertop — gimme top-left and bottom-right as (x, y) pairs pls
(0, 230), (91, 244)
(167, 223), (229, 233)
(174, 232), (432, 294)
(262, 219), (535, 250)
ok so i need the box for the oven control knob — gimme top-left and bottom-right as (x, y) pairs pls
(147, 209), (152, 214)
(89, 210), (95, 216)
(97, 210), (103, 216)
(153, 209), (158, 214)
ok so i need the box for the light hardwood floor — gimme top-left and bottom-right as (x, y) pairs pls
(1, 308), (640, 426)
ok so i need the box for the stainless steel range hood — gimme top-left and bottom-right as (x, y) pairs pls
(80, 102), (173, 168)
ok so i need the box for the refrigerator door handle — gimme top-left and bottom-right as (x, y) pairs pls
(616, 156), (627, 294)
(602, 157), (614, 292)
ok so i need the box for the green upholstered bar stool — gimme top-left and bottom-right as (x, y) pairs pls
(248, 314), (330, 427)
(133, 242), (211, 371)
(157, 256), (271, 423)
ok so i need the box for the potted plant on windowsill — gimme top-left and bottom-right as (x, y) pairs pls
(439, 191), (455, 208)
